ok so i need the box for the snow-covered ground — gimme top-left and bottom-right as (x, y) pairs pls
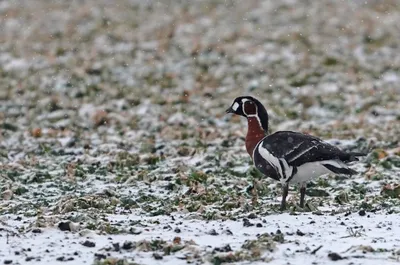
(2, 211), (400, 265)
(1, 0), (400, 264)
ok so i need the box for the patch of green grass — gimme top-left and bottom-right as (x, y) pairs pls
(188, 170), (208, 183)
(323, 57), (339, 66)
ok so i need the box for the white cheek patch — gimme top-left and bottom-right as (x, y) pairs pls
(232, 102), (239, 111)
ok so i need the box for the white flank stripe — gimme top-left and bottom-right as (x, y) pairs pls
(279, 158), (293, 181)
(258, 144), (283, 178)
(288, 145), (317, 163)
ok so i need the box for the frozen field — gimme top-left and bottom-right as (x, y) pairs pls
(1, 0), (400, 264)
(2, 212), (400, 265)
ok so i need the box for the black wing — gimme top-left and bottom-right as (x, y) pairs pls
(253, 131), (366, 180)
(258, 131), (361, 167)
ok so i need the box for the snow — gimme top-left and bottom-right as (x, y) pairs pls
(3, 58), (29, 72)
(1, 0), (400, 265)
(1, 212), (400, 265)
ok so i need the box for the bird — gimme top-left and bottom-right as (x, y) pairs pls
(225, 96), (366, 211)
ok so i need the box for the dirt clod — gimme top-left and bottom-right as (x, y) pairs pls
(328, 252), (345, 261)
(81, 241), (95, 248)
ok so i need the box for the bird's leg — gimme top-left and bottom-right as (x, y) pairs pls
(300, 183), (306, 208)
(280, 183), (289, 211)
(251, 178), (258, 206)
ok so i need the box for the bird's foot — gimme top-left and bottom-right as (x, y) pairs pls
(294, 201), (319, 212)
(294, 204), (309, 212)
(306, 201), (319, 212)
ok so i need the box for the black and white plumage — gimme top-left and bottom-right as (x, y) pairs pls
(253, 131), (363, 184)
(226, 96), (367, 210)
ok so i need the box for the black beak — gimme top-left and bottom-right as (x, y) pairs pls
(225, 107), (234, 114)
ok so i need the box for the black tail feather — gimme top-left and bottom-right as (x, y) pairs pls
(345, 151), (368, 162)
(349, 152), (368, 157)
(323, 164), (358, 175)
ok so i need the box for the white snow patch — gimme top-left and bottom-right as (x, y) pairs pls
(1, 212), (400, 265)
(3, 58), (29, 71)
(382, 72), (399, 83)
(58, 136), (73, 147)
(318, 82), (339, 93)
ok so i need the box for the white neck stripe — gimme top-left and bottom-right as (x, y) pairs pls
(247, 114), (263, 129)
(242, 101), (264, 131)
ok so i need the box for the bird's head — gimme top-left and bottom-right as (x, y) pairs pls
(225, 96), (260, 117)
(226, 96), (269, 132)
